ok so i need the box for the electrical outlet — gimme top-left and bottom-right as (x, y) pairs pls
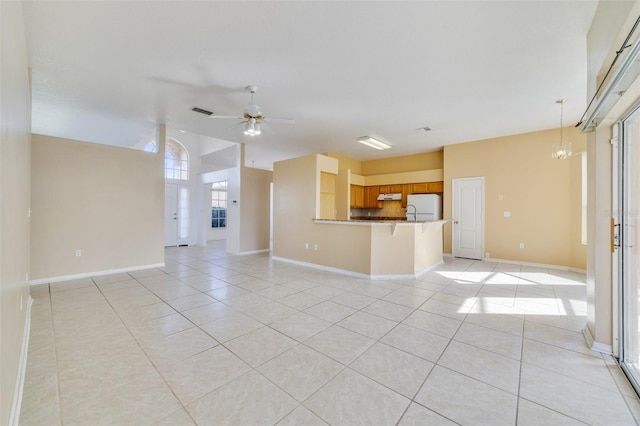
(305, 243), (309, 249)
(485, 252), (490, 258)
(519, 242), (525, 249)
(314, 244), (318, 251)
(75, 249), (82, 257)
(504, 211), (511, 217)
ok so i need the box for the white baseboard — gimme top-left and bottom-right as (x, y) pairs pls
(236, 249), (270, 256)
(583, 326), (613, 355)
(29, 263), (166, 285)
(488, 257), (587, 273)
(445, 253), (587, 274)
(9, 296), (33, 426)
(272, 256), (443, 280)
(273, 256), (371, 279)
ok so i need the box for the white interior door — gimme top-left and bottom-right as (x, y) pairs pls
(164, 183), (178, 247)
(452, 177), (484, 259)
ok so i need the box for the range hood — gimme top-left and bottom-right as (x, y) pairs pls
(377, 193), (402, 201)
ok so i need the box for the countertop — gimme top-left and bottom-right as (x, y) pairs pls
(350, 216), (407, 221)
(314, 218), (447, 225)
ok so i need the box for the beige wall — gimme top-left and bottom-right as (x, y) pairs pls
(312, 223), (372, 274)
(1, 1), (32, 424)
(222, 143), (274, 255)
(30, 135), (165, 280)
(273, 154), (341, 261)
(325, 152), (362, 175)
(273, 155), (318, 260)
(239, 166), (272, 253)
(363, 169), (443, 186)
(443, 126), (587, 269)
(326, 150), (443, 176)
(361, 150), (443, 175)
(335, 169), (350, 220)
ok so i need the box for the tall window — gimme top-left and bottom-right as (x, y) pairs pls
(211, 181), (227, 228)
(144, 139), (190, 180)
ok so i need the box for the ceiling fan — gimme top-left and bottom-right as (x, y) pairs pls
(192, 85), (294, 136)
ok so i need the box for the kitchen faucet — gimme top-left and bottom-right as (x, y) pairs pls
(406, 204), (417, 222)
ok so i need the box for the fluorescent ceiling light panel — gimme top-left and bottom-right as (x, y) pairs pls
(357, 136), (391, 150)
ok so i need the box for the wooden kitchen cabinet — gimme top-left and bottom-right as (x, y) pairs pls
(364, 186), (382, 208)
(401, 184), (412, 208)
(412, 182), (429, 193)
(320, 172), (336, 193)
(412, 181), (443, 194)
(350, 185), (364, 208)
(379, 184), (402, 194)
(428, 181), (443, 192)
(319, 172), (336, 219)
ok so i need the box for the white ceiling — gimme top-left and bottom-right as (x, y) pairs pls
(23, 1), (599, 169)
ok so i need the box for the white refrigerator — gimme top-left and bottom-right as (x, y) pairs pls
(406, 194), (442, 221)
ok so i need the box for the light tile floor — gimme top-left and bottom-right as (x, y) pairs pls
(19, 242), (640, 425)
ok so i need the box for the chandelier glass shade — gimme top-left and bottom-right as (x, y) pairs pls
(551, 99), (572, 160)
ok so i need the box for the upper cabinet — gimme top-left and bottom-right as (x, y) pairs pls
(320, 172), (336, 194)
(379, 184), (402, 193)
(411, 182), (429, 193)
(350, 185), (364, 209)
(411, 181), (443, 194)
(320, 172), (336, 219)
(427, 181), (443, 193)
(349, 180), (443, 210)
(401, 184), (412, 208)
(364, 186), (382, 209)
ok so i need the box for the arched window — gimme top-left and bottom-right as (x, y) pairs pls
(144, 138), (190, 180)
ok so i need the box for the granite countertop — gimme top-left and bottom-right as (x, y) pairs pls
(350, 216), (407, 221)
(313, 218), (447, 224)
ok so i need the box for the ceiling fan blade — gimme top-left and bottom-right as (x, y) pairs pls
(208, 115), (244, 120)
(224, 121), (245, 131)
(263, 117), (295, 124)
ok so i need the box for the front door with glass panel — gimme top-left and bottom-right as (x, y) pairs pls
(619, 110), (640, 393)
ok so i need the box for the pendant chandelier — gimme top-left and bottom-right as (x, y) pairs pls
(551, 99), (572, 160)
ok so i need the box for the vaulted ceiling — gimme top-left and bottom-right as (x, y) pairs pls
(23, 1), (598, 169)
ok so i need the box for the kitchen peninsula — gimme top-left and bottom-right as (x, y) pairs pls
(313, 218), (446, 278)
(272, 153), (446, 279)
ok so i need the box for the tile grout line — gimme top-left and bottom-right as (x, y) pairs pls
(28, 246), (631, 425)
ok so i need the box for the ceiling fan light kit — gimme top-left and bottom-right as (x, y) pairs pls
(244, 118), (261, 136)
(357, 136), (391, 150)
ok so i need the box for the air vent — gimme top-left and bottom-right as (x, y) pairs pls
(417, 126), (432, 132)
(192, 107), (213, 116)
